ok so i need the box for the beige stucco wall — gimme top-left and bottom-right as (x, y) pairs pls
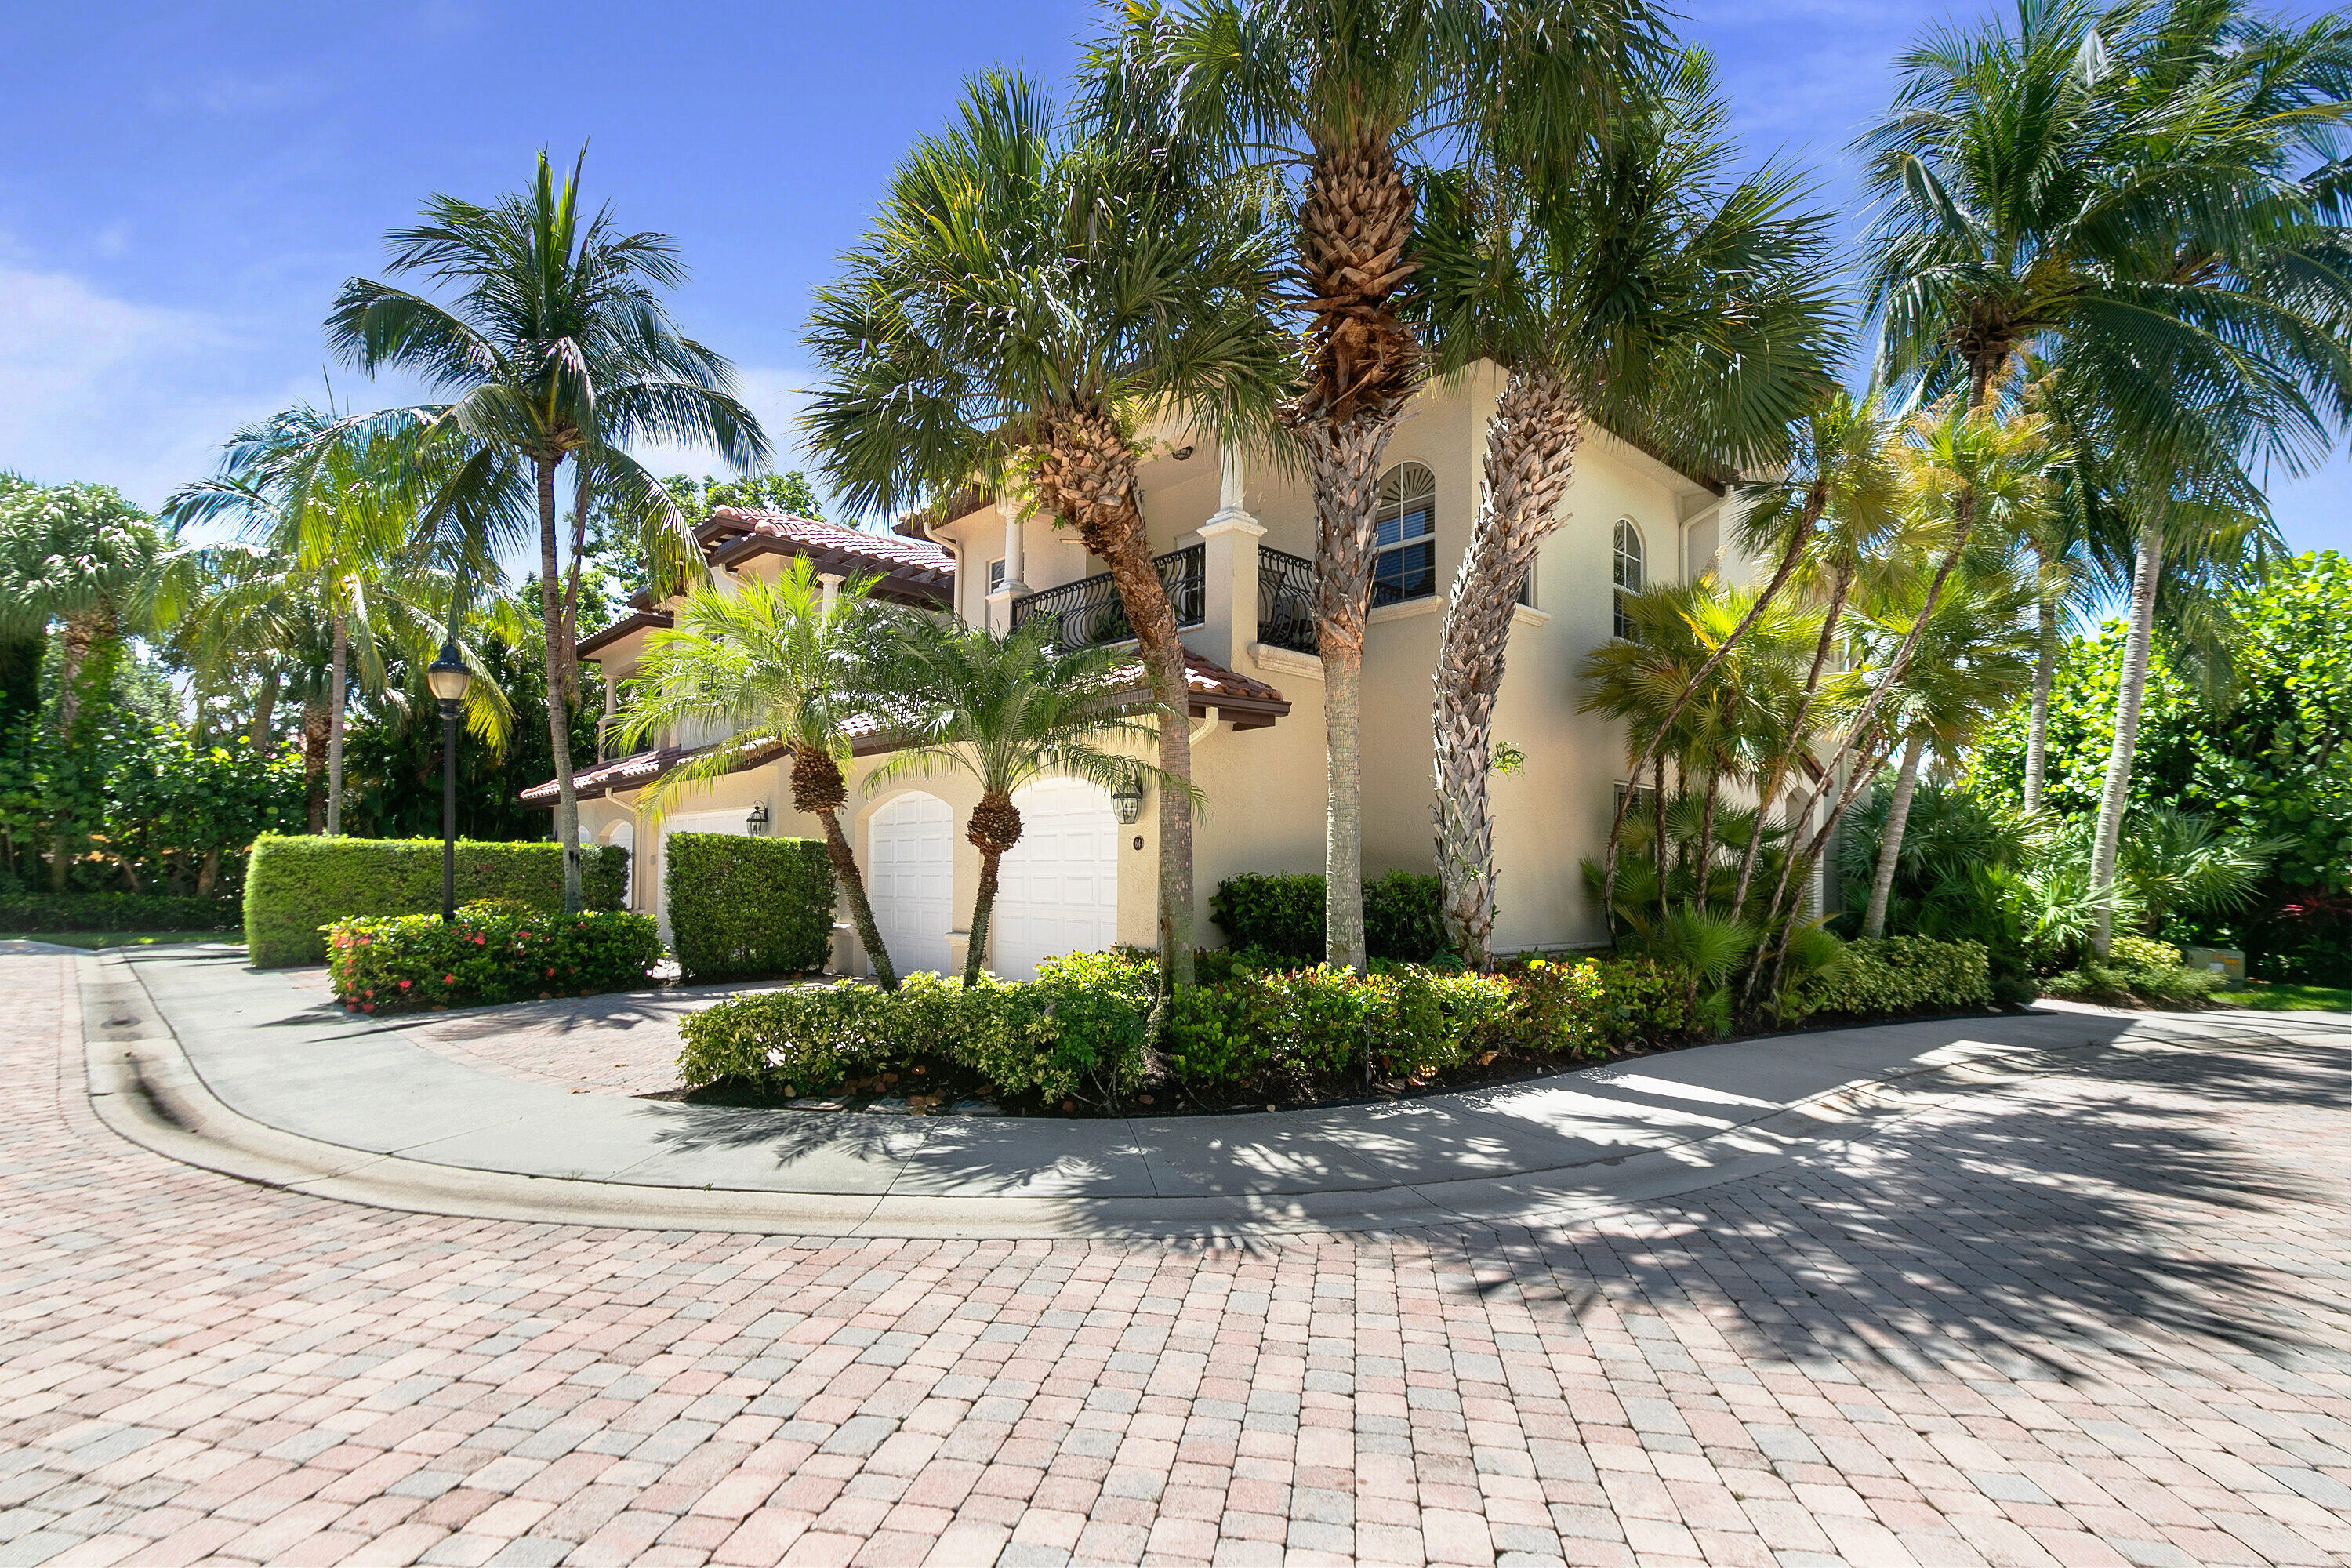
(572, 361), (1758, 970)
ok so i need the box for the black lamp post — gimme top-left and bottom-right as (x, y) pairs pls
(426, 640), (473, 923)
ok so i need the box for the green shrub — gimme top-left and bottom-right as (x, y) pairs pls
(1793, 936), (1991, 1018)
(1209, 873), (1325, 964)
(677, 950), (1157, 1107)
(245, 833), (626, 967)
(1210, 868), (1454, 964)
(327, 901), (662, 1012)
(665, 833), (833, 982)
(0, 891), (239, 933)
(2043, 935), (2227, 1005)
(1364, 869), (1449, 962)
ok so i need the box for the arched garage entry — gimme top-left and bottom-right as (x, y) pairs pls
(867, 792), (954, 978)
(992, 778), (1118, 981)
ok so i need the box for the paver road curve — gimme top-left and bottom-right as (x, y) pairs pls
(4, 951), (2347, 1567)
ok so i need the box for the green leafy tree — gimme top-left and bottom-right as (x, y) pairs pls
(325, 148), (768, 911)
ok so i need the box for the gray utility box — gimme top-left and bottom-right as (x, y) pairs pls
(2184, 946), (2245, 984)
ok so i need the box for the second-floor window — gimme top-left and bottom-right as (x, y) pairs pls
(1613, 518), (1644, 640)
(1374, 462), (1438, 607)
(988, 557), (1007, 595)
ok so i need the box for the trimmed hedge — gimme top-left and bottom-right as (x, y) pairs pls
(245, 833), (626, 967)
(1792, 936), (1991, 1018)
(677, 951), (1156, 1105)
(666, 833), (834, 982)
(327, 899), (663, 1013)
(1209, 869), (1453, 964)
(0, 891), (239, 933)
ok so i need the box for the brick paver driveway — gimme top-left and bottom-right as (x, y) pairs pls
(5, 953), (2347, 1568)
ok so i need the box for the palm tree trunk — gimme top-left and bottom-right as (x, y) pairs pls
(1693, 766), (1723, 915)
(966, 851), (1004, 989)
(964, 791), (1021, 987)
(251, 667), (279, 748)
(1032, 424), (1196, 990)
(1861, 733), (1927, 940)
(816, 808), (897, 990)
(325, 613), (347, 836)
(55, 615), (100, 734)
(303, 702), (330, 832)
(536, 456), (584, 913)
(1600, 480), (1826, 937)
(1301, 419), (1392, 973)
(1433, 365), (1582, 969)
(2088, 517), (2161, 957)
(1652, 755), (1669, 929)
(2024, 584), (2056, 814)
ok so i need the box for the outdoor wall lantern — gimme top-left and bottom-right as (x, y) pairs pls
(1111, 772), (1145, 826)
(426, 640), (474, 923)
(746, 802), (771, 837)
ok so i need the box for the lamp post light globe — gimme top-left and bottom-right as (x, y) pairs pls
(429, 641), (471, 922)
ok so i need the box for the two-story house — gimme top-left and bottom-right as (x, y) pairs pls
(529, 364), (1761, 978)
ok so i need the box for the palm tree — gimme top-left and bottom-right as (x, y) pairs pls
(1410, 52), (1841, 965)
(1085, 0), (1664, 971)
(802, 74), (1289, 993)
(165, 405), (480, 837)
(1854, 567), (2035, 939)
(615, 556), (904, 990)
(325, 148), (768, 910)
(866, 615), (1186, 989)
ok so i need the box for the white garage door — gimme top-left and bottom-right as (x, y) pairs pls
(992, 778), (1118, 982)
(868, 792), (955, 978)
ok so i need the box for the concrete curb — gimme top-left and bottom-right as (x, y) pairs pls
(79, 949), (2350, 1240)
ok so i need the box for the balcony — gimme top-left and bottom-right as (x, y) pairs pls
(1011, 543), (1204, 646)
(1255, 546), (1319, 655)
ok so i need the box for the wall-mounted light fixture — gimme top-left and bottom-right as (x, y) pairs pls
(746, 803), (771, 837)
(1169, 444), (1196, 461)
(1111, 772), (1145, 825)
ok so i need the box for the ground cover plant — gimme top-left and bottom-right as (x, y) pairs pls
(327, 898), (662, 1014)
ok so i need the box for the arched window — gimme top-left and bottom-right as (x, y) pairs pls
(1613, 518), (1645, 640)
(1373, 463), (1438, 607)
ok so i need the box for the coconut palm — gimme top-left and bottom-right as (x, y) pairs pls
(865, 615), (1188, 989)
(1410, 50), (1842, 964)
(802, 73), (1290, 993)
(324, 148), (768, 911)
(1084, 0), (1664, 971)
(615, 556), (905, 990)
(1854, 567), (2036, 939)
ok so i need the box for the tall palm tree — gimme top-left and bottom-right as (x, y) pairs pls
(866, 615), (1187, 989)
(1411, 51), (1840, 965)
(1854, 567), (2035, 939)
(1085, 0), (1664, 971)
(325, 148), (768, 910)
(615, 556), (904, 990)
(803, 74), (1289, 993)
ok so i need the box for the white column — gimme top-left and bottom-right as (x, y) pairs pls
(1198, 443), (1262, 669)
(984, 506), (1028, 633)
(818, 572), (844, 619)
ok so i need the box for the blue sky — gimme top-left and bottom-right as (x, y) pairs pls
(2, 0), (2342, 555)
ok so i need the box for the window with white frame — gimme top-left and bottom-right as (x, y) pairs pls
(1613, 518), (1644, 640)
(1373, 463), (1438, 607)
(987, 557), (1007, 595)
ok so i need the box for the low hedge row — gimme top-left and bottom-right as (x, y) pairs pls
(677, 951), (1155, 1105)
(247, 833), (627, 967)
(1789, 935), (1992, 1020)
(677, 950), (1697, 1109)
(1208, 869), (1452, 964)
(666, 833), (834, 982)
(2043, 935), (2229, 1005)
(0, 891), (240, 933)
(327, 900), (664, 1013)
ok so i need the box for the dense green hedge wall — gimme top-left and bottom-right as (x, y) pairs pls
(678, 951), (1156, 1105)
(245, 833), (626, 967)
(327, 900), (662, 1012)
(1791, 936), (1992, 1019)
(0, 891), (240, 933)
(665, 833), (834, 982)
(1209, 869), (1452, 964)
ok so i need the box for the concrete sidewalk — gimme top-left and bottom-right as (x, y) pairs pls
(83, 945), (2351, 1239)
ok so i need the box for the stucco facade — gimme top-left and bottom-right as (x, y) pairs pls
(558, 368), (1761, 975)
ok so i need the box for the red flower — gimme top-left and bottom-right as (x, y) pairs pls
(443, 975), (456, 985)
(398, 979), (412, 989)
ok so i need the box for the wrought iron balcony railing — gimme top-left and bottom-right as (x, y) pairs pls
(1010, 543), (1204, 646)
(1255, 546), (1319, 655)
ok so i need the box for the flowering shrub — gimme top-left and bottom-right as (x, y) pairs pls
(327, 900), (663, 1014)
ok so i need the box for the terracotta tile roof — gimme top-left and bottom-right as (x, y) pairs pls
(701, 509), (955, 587)
(522, 651), (1290, 804)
